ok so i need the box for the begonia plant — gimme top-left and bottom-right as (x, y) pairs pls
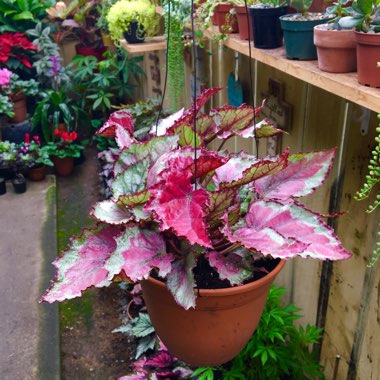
(42, 88), (351, 310)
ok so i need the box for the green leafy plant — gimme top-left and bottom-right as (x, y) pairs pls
(339, 0), (380, 31)
(290, 0), (313, 16)
(325, 0), (353, 28)
(96, 0), (117, 34)
(41, 129), (84, 159)
(18, 134), (53, 168)
(0, 0), (55, 33)
(193, 287), (325, 380)
(106, 0), (160, 43)
(0, 93), (14, 117)
(355, 115), (380, 266)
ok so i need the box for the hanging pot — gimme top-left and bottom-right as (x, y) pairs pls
(124, 22), (146, 44)
(215, 4), (239, 34)
(12, 174), (27, 194)
(0, 178), (6, 195)
(280, 13), (334, 60)
(354, 31), (380, 88)
(235, 6), (253, 41)
(250, 6), (288, 49)
(29, 164), (46, 181)
(314, 25), (356, 73)
(141, 259), (286, 366)
(75, 44), (107, 61)
(10, 92), (27, 123)
(53, 156), (74, 177)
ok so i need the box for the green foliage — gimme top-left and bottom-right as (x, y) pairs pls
(290, 0), (313, 15)
(339, 0), (380, 32)
(41, 140), (84, 159)
(0, 0), (55, 33)
(106, 0), (159, 43)
(197, 287), (325, 380)
(355, 115), (380, 266)
(96, 0), (117, 33)
(68, 50), (144, 119)
(0, 93), (15, 118)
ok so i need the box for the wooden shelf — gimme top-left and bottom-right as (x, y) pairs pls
(204, 29), (380, 114)
(120, 36), (166, 54)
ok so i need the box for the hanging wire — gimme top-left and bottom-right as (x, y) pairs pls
(155, 0), (171, 135)
(244, 0), (259, 156)
(191, 0), (198, 188)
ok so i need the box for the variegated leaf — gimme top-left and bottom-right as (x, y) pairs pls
(41, 225), (122, 303)
(223, 200), (351, 260)
(237, 118), (284, 139)
(207, 189), (237, 229)
(91, 200), (133, 225)
(97, 110), (134, 137)
(118, 191), (151, 207)
(255, 149), (336, 200)
(166, 252), (197, 310)
(105, 226), (173, 282)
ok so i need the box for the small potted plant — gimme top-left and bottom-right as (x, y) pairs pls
(249, 0), (289, 48)
(106, 0), (159, 44)
(280, 0), (335, 59)
(19, 134), (53, 181)
(0, 68), (39, 123)
(41, 88), (351, 366)
(339, 0), (380, 87)
(234, 0), (256, 41)
(0, 140), (17, 180)
(313, 0), (357, 73)
(41, 129), (83, 176)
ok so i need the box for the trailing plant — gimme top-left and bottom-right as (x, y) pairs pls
(163, 0), (191, 109)
(106, 0), (159, 43)
(41, 87), (351, 310)
(355, 115), (380, 266)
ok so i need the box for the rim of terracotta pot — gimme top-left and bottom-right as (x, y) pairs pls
(354, 30), (380, 45)
(314, 25), (356, 48)
(146, 259), (286, 298)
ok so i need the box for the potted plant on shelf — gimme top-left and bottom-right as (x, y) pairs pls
(106, 0), (160, 44)
(249, 0), (289, 49)
(41, 88), (351, 366)
(280, 0), (335, 59)
(314, 0), (357, 73)
(234, 0), (255, 41)
(41, 129), (83, 176)
(339, 0), (380, 87)
(0, 68), (39, 123)
(19, 134), (53, 181)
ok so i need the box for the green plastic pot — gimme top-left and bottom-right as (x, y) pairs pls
(280, 13), (333, 60)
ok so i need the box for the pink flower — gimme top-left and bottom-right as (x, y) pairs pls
(0, 68), (12, 87)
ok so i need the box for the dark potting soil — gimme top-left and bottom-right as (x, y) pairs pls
(193, 256), (281, 289)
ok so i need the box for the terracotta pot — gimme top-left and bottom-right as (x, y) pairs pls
(75, 44), (107, 61)
(53, 156), (74, 177)
(57, 122), (67, 133)
(10, 92), (27, 123)
(141, 259), (286, 366)
(29, 165), (46, 181)
(235, 6), (253, 41)
(215, 4), (238, 34)
(314, 25), (356, 73)
(355, 31), (380, 88)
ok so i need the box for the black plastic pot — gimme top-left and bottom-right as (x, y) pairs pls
(0, 167), (14, 180)
(124, 22), (145, 44)
(12, 174), (27, 194)
(249, 6), (288, 49)
(0, 178), (6, 195)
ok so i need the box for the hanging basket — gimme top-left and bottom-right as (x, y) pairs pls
(141, 259), (285, 366)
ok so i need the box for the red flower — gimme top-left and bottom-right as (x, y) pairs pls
(54, 129), (61, 137)
(24, 133), (30, 144)
(61, 131), (78, 141)
(0, 32), (36, 68)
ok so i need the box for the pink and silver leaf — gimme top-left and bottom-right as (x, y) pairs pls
(166, 252), (197, 310)
(237, 118), (284, 139)
(206, 250), (253, 285)
(115, 126), (137, 149)
(97, 110), (135, 137)
(41, 225), (122, 303)
(255, 148), (336, 200)
(91, 199), (134, 225)
(145, 171), (212, 247)
(144, 351), (174, 369)
(105, 226), (173, 282)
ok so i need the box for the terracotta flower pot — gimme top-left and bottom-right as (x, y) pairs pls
(215, 4), (238, 34)
(10, 92), (27, 124)
(235, 6), (253, 41)
(29, 165), (46, 181)
(355, 31), (380, 88)
(314, 25), (356, 73)
(53, 156), (74, 177)
(141, 259), (286, 366)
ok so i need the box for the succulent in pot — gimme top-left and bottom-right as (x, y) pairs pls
(106, 0), (160, 44)
(41, 88), (351, 365)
